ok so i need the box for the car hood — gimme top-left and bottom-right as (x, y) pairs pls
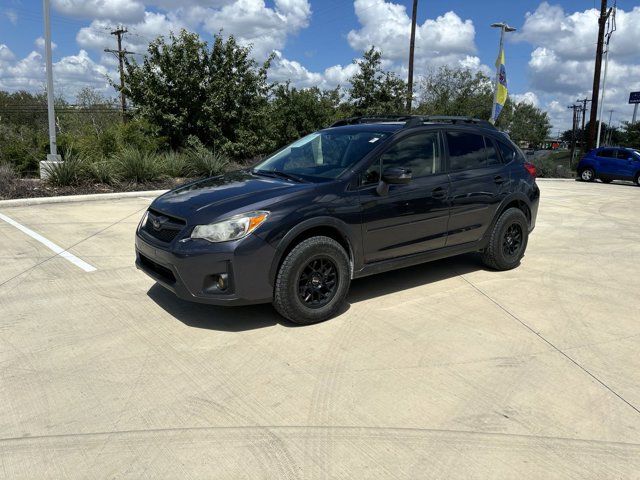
(150, 170), (314, 222)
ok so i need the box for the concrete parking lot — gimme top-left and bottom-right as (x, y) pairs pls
(1, 179), (639, 479)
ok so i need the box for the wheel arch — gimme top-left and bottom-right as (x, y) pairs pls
(268, 217), (357, 285)
(480, 194), (532, 249)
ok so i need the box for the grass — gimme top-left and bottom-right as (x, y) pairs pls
(187, 145), (231, 177)
(112, 147), (163, 183)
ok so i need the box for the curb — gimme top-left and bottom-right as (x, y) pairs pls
(0, 190), (167, 208)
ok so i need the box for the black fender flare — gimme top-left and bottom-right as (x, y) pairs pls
(480, 192), (533, 248)
(268, 216), (359, 284)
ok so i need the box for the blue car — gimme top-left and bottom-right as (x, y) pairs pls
(577, 147), (640, 185)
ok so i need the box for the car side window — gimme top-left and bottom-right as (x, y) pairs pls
(485, 137), (501, 166)
(615, 150), (630, 160)
(446, 131), (487, 171)
(496, 140), (517, 164)
(363, 132), (442, 184)
(599, 149), (615, 158)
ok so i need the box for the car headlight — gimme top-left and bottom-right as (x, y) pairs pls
(191, 211), (269, 243)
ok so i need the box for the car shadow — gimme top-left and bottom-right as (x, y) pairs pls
(147, 253), (487, 332)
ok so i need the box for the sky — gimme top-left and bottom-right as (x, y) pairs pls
(1, 0), (639, 132)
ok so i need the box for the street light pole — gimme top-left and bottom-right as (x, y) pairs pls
(41, 0), (61, 178)
(490, 22), (516, 124)
(43, 0), (57, 156)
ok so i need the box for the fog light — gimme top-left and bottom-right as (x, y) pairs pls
(217, 273), (228, 291)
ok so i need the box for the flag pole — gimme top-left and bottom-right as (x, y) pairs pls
(490, 22), (516, 124)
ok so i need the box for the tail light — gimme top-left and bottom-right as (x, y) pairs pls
(524, 162), (537, 178)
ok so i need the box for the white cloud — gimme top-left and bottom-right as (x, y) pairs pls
(347, 0), (479, 75)
(0, 48), (114, 98)
(35, 37), (57, 51)
(52, 0), (145, 23)
(5, 9), (17, 25)
(511, 91), (540, 107)
(515, 3), (640, 132)
(200, 0), (312, 60)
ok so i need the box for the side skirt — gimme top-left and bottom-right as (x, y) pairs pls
(353, 241), (482, 279)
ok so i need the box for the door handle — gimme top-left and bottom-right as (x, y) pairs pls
(431, 187), (447, 199)
(494, 175), (505, 184)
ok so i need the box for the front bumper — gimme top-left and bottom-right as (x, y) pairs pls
(135, 232), (276, 306)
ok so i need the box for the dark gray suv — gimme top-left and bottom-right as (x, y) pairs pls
(136, 116), (540, 324)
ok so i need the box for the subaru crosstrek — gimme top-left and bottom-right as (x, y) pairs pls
(578, 147), (640, 185)
(136, 116), (540, 324)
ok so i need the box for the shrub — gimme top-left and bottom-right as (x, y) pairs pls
(186, 139), (230, 177)
(44, 151), (87, 187)
(160, 150), (192, 178)
(85, 158), (118, 185)
(112, 147), (163, 183)
(0, 163), (18, 197)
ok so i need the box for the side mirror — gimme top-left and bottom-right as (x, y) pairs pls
(377, 167), (412, 196)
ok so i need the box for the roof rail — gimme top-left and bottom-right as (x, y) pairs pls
(404, 116), (496, 129)
(330, 115), (496, 130)
(330, 115), (414, 127)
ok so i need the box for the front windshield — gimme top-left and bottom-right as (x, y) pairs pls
(253, 130), (390, 182)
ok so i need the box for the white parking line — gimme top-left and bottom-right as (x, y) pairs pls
(0, 212), (97, 273)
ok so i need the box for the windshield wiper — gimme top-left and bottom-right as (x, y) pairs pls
(252, 169), (308, 183)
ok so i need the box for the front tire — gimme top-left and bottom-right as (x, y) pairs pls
(481, 208), (529, 271)
(580, 167), (595, 182)
(273, 236), (351, 325)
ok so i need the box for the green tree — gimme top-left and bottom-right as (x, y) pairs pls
(124, 30), (273, 159)
(416, 66), (492, 118)
(348, 47), (407, 116)
(507, 102), (552, 147)
(269, 83), (340, 147)
(620, 121), (640, 148)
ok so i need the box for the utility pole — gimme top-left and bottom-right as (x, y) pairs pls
(406, 0), (418, 113)
(587, 0), (612, 149)
(489, 22), (516, 125)
(568, 104), (580, 167)
(105, 27), (134, 121)
(40, 0), (61, 179)
(595, 4), (616, 149)
(576, 97), (591, 152)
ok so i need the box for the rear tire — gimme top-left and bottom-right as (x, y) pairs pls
(481, 208), (529, 271)
(634, 172), (640, 186)
(273, 236), (351, 325)
(580, 167), (595, 182)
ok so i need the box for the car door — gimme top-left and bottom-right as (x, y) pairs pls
(445, 130), (509, 247)
(358, 130), (450, 263)
(615, 149), (637, 179)
(596, 148), (617, 176)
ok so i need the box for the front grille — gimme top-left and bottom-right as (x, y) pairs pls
(139, 254), (176, 284)
(143, 209), (186, 243)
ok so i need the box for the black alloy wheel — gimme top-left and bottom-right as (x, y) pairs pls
(297, 257), (339, 308)
(502, 224), (523, 258)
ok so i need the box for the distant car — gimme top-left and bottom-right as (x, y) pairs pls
(136, 115), (539, 324)
(578, 147), (640, 185)
(526, 149), (535, 156)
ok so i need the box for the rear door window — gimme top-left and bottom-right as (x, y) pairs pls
(616, 150), (630, 160)
(446, 131), (487, 171)
(485, 138), (502, 166)
(496, 140), (518, 164)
